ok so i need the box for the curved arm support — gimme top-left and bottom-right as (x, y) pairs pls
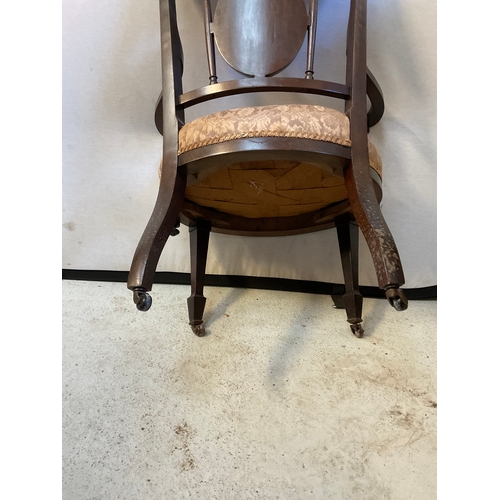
(366, 67), (385, 127)
(154, 77), (351, 135)
(154, 72), (382, 134)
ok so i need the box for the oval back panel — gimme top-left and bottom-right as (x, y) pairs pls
(213, 0), (309, 77)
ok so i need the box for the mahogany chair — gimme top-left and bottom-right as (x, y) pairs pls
(127, 0), (408, 338)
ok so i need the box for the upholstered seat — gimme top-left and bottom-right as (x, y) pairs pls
(177, 104), (382, 218)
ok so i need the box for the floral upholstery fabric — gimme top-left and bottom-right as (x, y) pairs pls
(178, 104), (382, 176)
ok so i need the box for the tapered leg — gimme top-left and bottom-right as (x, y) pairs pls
(187, 220), (211, 336)
(127, 164), (186, 311)
(344, 160), (408, 311)
(336, 216), (364, 337)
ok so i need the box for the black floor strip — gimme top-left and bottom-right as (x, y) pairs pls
(62, 269), (436, 300)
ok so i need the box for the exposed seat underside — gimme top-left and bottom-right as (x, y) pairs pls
(177, 104), (382, 218)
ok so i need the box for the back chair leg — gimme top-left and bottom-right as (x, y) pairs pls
(336, 216), (364, 337)
(187, 220), (211, 337)
(127, 164), (186, 311)
(344, 160), (408, 311)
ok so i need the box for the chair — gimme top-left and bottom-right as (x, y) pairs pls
(127, 0), (408, 338)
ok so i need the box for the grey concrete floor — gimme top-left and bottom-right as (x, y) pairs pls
(62, 280), (436, 500)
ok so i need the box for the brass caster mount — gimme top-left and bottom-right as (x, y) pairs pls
(349, 322), (364, 338)
(133, 288), (152, 312)
(190, 322), (206, 337)
(385, 287), (408, 312)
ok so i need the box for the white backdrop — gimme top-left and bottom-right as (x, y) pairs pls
(62, 0), (436, 289)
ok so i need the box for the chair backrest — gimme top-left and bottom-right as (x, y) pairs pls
(155, 0), (383, 136)
(204, 0), (317, 81)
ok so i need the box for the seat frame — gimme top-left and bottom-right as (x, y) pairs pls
(127, 0), (408, 337)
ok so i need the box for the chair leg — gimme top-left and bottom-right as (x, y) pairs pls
(187, 220), (211, 337)
(127, 164), (186, 311)
(344, 160), (408, 311)
(336, 216), (364, 338)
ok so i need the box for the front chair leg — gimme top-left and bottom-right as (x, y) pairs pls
(336, 216), (364, 337)
(127, 165), (187, 311)
(187, 220), (211, 337)
(344, 160), (408, 311)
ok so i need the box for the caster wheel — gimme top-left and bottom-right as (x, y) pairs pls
(133, 289), (152, 312)
(171, 220), (180, 236)
(350, 323), (364, 338)
(386, 288), (408, 312)
(391, 297), (407, 311)
(191, 324), (206, 337)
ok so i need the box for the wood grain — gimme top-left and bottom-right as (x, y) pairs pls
(185, 160), (348, 218)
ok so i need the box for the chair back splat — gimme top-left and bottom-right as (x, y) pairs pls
(128, 0), (409, 338)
